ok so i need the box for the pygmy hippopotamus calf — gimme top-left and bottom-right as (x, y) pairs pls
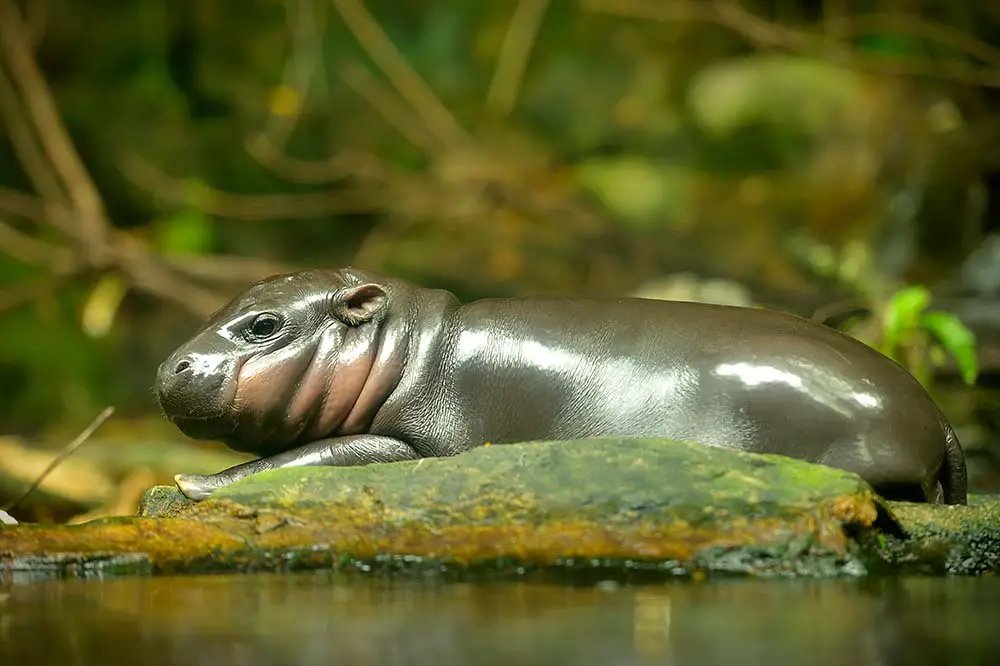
(155, 267), (968, 505)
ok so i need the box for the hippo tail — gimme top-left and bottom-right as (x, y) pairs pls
(939, 421), (968, 505)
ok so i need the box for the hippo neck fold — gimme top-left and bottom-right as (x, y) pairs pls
(327, 275), (453, 435)
(364, 280), (462, 435)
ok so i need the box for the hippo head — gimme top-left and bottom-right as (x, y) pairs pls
(155, 269), (393, 455)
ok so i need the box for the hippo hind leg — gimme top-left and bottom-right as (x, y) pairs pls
(869, 480), (938, 504)
(816, 445), (940, 504)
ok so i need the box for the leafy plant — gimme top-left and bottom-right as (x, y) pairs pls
(856, 285), (978, 388)
(790, 236), (979, 388)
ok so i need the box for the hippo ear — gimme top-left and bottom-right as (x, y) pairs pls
(330, 283), (388, 326)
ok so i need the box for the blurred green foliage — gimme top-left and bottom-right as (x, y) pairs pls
(2, 0), (999, 436)
(876, 286), (978, 388)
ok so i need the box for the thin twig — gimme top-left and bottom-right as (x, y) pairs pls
(119, 153), (382, 221)
(111, 233), (229, 317)
(0, 187), (97, 247)
(329, 0), (473, 150)
(486, 0), (551, 117)
(2, 406), (115, 513)
(0, 186), (255, 316)
(0, 216), (74, 268)
(0, 268), (84, 314)
(24, 0), (50, 48)
(164, 252), (291, 285)
(810, 297), (871, 327)
(0, 2), (270, 322)
(0, 64), (64, 202)
(245, 134), (392, 184)
(818, 13), (1000, 69)
(259, 0), (327, 150)
(0, 186), (53, 220)
(246, 0), (345, 184)
(585, 0), (1000, 89)
(339, 63), (442, 154)
(0, 0), (111, 265)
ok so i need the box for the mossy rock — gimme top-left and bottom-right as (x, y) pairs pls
(2, 438), (998, 581)
(868, 495), (1000, 576)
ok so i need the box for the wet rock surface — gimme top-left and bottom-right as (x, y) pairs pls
(1, 438), (997, 581)
(863, 494), (1000, 576)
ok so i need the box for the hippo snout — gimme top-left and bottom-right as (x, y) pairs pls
(155, 349), (239, 439)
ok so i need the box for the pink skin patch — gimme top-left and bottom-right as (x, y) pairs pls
(342, 323), (406, 433)
(231, 323), (379, 446)
(233, 338), (314, 442)
(296, 326), (377, 441)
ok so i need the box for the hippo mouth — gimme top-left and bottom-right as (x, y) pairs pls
(167, 412), (239, 441)
(155, 348), (242, 440)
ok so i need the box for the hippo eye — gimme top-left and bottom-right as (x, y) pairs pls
(246, 313), (282, 341)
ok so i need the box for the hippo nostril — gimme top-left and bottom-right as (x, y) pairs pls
(174, 359), (192, 375)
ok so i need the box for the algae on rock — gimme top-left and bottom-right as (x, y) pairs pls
(4, 438), (885, 579)
(870, 495), (1000, 576)
(2, 438), (998, 581)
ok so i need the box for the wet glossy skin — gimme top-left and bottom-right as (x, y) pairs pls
(156, 268), (968, 504)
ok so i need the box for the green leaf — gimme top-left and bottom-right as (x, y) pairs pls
(181, 179), (215, 209)
(921, 311), (979, 386)
(853, 35), (925, 58)
(155, 210), (215, 256)
(81, 272), (128, 339)
(882, 286), (930, 353)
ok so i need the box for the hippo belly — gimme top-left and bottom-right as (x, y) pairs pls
(405, 308), (950, 501)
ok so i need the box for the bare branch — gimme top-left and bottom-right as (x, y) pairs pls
(112, 233), (229, 317)
(245, 134), (391, 184)
(820, 13), (1000, 69)
(329, 0), (473, 150)
(584, 0), (1000, 89)
(0, 215), (74, 269)
(0, 65), (64, 202)
(0, 184), (264, 317)
(119, 153), (383, 221)
(24, 0), (51, 48)
(339, 63), (442, 155)
(0, 191), (230, 317)
(3, 406), (115, 513)
(258, 0), (328, 150)
(164, 253), (292, 285)
(0, 3), (281, 321)
(486, 0), (551, 117)
(0, 275), (68, 312)
(0, 271), (82, 314)
(0, 186), (50, 220)
(0, 186), (96, 245)
(0, 0), (111, 264)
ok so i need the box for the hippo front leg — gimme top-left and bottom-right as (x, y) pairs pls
(174, 434), (421, 501)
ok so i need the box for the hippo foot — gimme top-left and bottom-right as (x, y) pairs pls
(174, 473), (224, 501)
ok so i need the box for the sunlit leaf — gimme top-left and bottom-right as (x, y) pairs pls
(156, 210), (214, 256)
(181, 179), (214, 209)
(882, 286), (930, 353)
(575, 157), (689, 228)
(687, 55), (864, 137)
(267, 85), (301, 118)
(81, 273), (128, 339)
(853, 35), (925, 58)
(921, 311), (979, 386)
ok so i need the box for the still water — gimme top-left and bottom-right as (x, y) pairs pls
(2, 572), (998, 666)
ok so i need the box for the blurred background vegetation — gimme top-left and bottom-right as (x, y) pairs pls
(3, 0), (1000, 522)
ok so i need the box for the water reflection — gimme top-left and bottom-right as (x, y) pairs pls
(1, 573), (998, 666)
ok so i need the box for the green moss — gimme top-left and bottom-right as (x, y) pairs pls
(4, 440), (997, 581)
(861, 494), (1000, 575)
(208, 438), (873, 526)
